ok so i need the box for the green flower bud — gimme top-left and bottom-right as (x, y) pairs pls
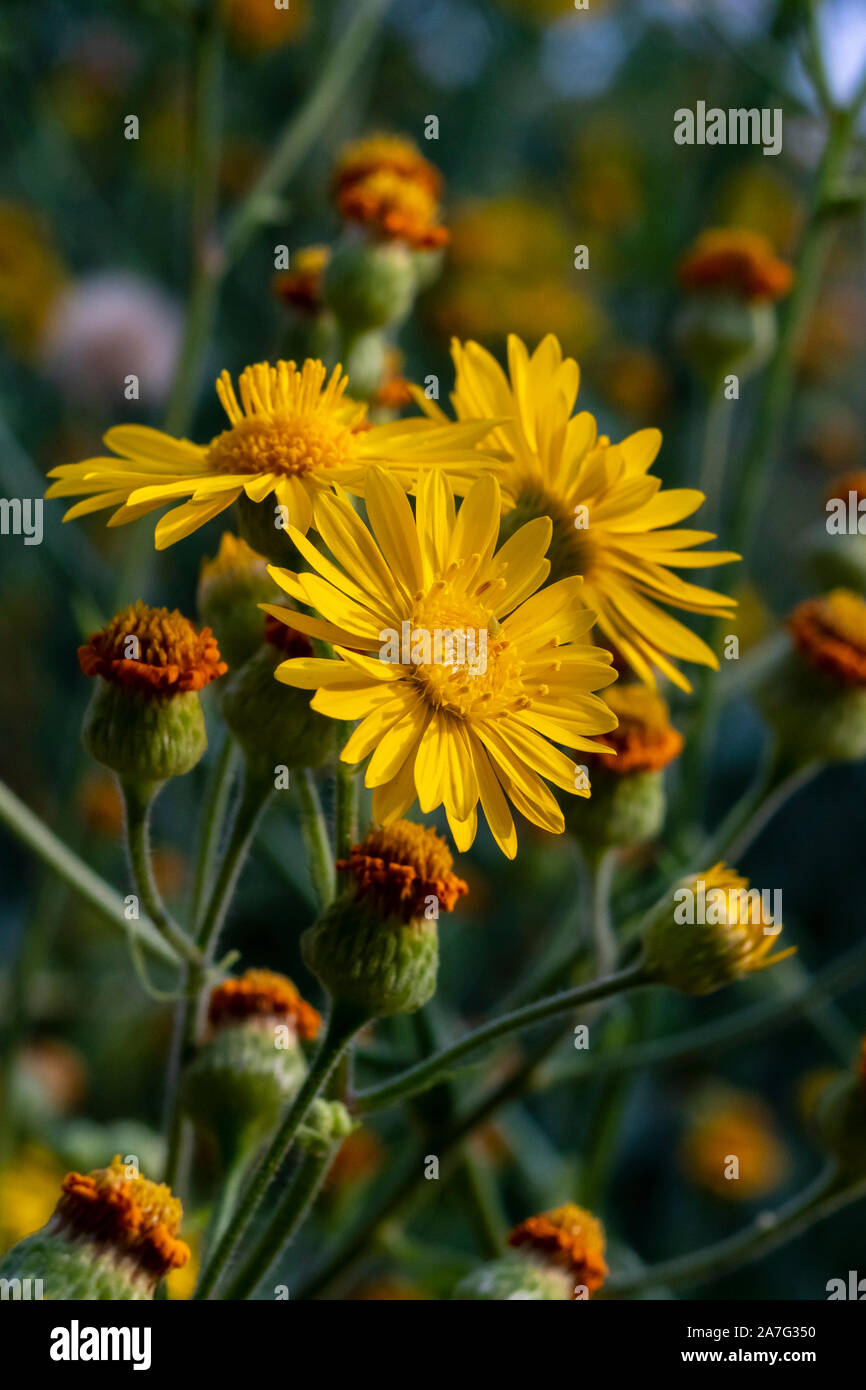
(182, 970), (322, 1161)
(235, 492), (306, 567)
(302, 821), (468, 1020)
(674, 293), (776, 387)
(221, 618), (336, 779)
(197, 532), (279, 670)
(455, 1203), (608, 1300)
(296, 1099), (355, 1156)
(341, 328), (388, 401)
(758, 592), (866, 765)
(453, 1255), (572, 1301)
(566, 684), (683, 849)
(812, 1043), (866, 1178)
(323, 239), (417, 332)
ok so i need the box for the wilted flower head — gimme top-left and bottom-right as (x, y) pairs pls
(589, 684), (682, 775)
(789, 590), (866, 687)
(79, 602), (226, 696)
(208, 968), (322, 1040)
(333, 133), (447, 249)
(303, 821), (468, 1020)
(79, 603), (224, 785)
(677, 229), (792, 302)
(508, 1203), (608, 1297)
(0, 1156), (189, 1299)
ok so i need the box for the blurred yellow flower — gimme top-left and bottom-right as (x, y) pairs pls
(0, 1149), (65, 1253)
(681, 1086), (789, 1201)
(0, 202), (67, 358)
(435, 197), (603, 352)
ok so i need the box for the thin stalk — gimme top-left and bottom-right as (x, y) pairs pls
(353, 961), (647, 1115)
(223, 0), (390, 262)
(335, 760), (359, 865)
(697, 385), (735, 527)
(167, 0), (390, 429)
(204, 1145), (255, 1262)
(197, 766), (273, 957)
(539, 933), (866, 1089)
(163, 0), (226, 436)
(297, 769), (336, 910)
(222, 1146), (336, 1300)
(194, 999), (365, 1300)
(191, 736), (240, 929)
(584, 845), (618, 974)
(603, 1165), (863, 1297)
(0, 777), (178, 967)
(121, 781), (202, 967)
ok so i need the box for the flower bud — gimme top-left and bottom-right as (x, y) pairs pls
(812, 1040), (866, 1178)
(197, 532), (278, 670)
(758, 591), (866, 764)
(235, 492), (305, 567)
(675, 229), (791, 388)
(302, 822), (468, 1019)
(79, 602), (225, 794)
(567, 684), (682, 848)
(454, 1203), (607, 1301)
(642, 863), (794, 997)
(323, 239), (417, 333)
(182, 969), (321, 1160)
(221, 616), (336, 779)
(295, 1099), (355, 1156)
(0, 1156), (189, 1299)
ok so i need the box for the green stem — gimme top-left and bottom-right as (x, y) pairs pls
(165, 0), (390, 434)
(197, 765), (273, 957)
(0, 777), (179, 967)
(191, 735), (240, 929)
(223, 0), (390, 263)
(539, 933), (866, 1089)
(120, 781), (202, 967)
(222, 1146), (336, 1300)
(584, 845), (618, 974)
(603, 1165), (862, 1297)
(204, 1144), (255, 1262)
(728, 106), (858, 562)
(163, 0), (226, 437)
(335, 760), (360, 865)
(193, 999), (364, 1300)
(297, 769), (336, 910)
(353, 961), (647, 1115)
(697, 385), (735, 526)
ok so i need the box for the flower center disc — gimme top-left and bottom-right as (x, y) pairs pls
(409, 577), (527, 719)
(207, 413), (357, 478)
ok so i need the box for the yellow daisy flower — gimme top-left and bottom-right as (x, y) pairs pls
(265, 467), (619, 857)
(417, 333), (739, 691)
(46, 359), (495, 550)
